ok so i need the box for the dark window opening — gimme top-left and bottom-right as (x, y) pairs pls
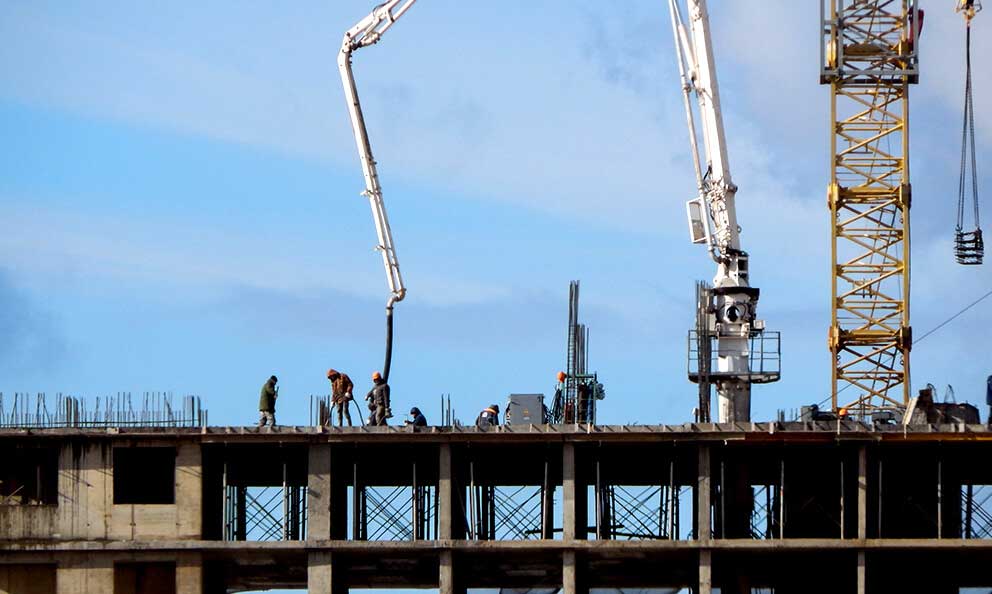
(0, 564), (56, 593)
(114, 562), (176, 594)
(113, 447), (176, 504)
(0, 447), (58, 505)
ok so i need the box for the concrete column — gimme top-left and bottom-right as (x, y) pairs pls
(856, 550), (866, 594)
(697, 446), (711, 541)
(439, 443), (453, 540)
(562, 550), (586, 594)
(57, 553), (113, 594)
(309, 551), (344, 594)
(857, 445), (867, 540)
(176, 552), (204, 594)
(308, 443), (332, 540)
(563, 443), (577, 540)
(698, 550), (712, 594)
(542, 458), (555, 539)
(439, 550), (464, 594)
(176, 443), (203, 539)
(58, 443), (110, 540)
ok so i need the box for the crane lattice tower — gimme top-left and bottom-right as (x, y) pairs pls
(820, 0), (919, 418)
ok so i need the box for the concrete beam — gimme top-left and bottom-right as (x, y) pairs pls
(308, 444), (332, 540)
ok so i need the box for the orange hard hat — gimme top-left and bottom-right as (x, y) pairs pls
(327, 368), (338, 379)
(838, 407), (849, 418)
(372, 371), (382, 381)
(557, 371), (566, 382)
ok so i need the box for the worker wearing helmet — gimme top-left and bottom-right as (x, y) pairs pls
(475, 404), (500, 429)
(257, 375), (278, 428)
(404, 407), (427, 427)
(326, 369), (354, 427)
(552, 371), (567, 423)
(365, 371), (391, 426)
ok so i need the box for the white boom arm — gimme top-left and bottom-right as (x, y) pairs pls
(670, 0), (772, 422)
(669, 0), (741, 272)
(339, 0), (414, 308)
(338, 0), (416, 380)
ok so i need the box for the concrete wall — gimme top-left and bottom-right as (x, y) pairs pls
(56, 554), (112, 594)
(1, 441), (201, 541)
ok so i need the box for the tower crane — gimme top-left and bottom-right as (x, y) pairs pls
(668, 0), (780, 423)
(820, 0), (919, 418)
(338, 0), (416, 382)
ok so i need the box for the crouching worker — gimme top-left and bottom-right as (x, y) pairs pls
(366, 371), (391, 426)
(475, 404), (500, 429)
(327, 369), (354, 427)
(405, 407), (427, 427)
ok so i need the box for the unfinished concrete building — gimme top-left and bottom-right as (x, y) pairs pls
(2, 419), (992, 594)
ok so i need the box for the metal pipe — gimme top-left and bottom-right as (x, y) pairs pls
(469, 461), (477, 540)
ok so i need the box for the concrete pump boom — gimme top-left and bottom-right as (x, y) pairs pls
(669, 0), (778, 422)
(338, 0), (415, 382)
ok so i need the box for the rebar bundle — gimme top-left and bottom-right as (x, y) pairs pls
(0, 392), (207, 428)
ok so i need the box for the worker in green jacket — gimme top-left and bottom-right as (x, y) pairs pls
(258, 375), (278, 427)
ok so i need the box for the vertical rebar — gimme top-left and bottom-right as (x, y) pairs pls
(222, 460), (229, 540)
(469, 461), (477, 540)
(937, 457), (943, 539)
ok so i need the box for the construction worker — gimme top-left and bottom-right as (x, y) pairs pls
(327, 369), (354, 427)
(476, 404), (500, 429)
(405, 407), (427, 427)
(258, 375), (278, 427)
(986, 374), (992, 425)
(366, 371), (391, 426)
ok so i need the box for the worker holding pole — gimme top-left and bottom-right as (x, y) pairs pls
(327, 369), (355, 427)
(366, 371), (391, 426)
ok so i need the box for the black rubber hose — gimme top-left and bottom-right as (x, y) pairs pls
(383, 305), (394, 382)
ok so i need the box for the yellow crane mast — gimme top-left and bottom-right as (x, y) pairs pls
(820, 0), (920, 419)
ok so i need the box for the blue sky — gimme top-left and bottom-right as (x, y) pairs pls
(1, 0), (990, 435)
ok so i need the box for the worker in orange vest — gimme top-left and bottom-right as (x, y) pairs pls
(476, 404), (500, 429)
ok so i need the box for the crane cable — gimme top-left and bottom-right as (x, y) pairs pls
(955, 2), (984, 265)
